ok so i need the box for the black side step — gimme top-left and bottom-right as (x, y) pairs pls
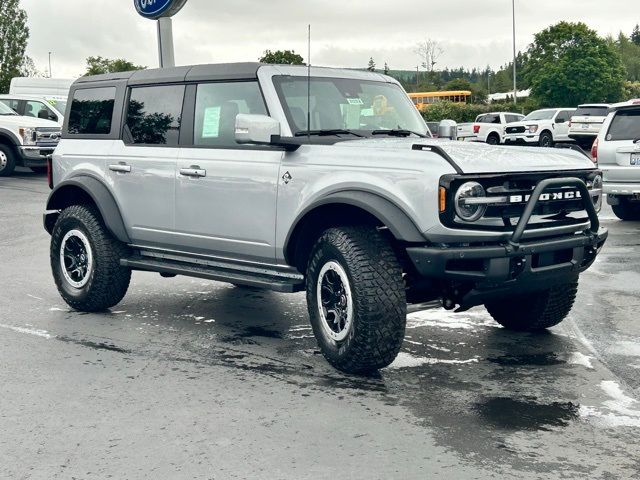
(121, 257), (305, 293)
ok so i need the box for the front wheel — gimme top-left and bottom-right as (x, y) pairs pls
(51, 205), (131, 312)
(306, 226), (407, 374)
(485, 280), (578, 331)
(0, 144), (16, 177)
(539, 131), (554, 148)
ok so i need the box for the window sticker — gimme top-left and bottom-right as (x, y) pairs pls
(202, 106), (221, 138)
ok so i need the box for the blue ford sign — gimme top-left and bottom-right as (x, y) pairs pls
(134, 0), (188, 19)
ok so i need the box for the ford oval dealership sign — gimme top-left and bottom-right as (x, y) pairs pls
(134, 0), (188, 19)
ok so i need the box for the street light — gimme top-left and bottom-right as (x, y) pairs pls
(512, 0), (517, 105)
(48, 52), (52, 78)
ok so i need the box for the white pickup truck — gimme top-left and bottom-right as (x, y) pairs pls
(504, 108), (576, 147)
(456, 112), (524, 145)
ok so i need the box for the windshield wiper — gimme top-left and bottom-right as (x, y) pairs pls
(295, 129), (364, 138)
(371, 129), (427, 138)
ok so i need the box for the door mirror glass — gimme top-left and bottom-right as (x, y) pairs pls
(235, 114), (281, 145)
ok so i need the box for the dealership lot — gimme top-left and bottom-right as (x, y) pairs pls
(1, 170), (639, 479)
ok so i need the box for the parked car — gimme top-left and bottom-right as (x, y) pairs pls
(0, 94), (66, 125)
(568, 104), (610, 149)
(0, 100), (61, 176)
(504, 108), (576, 147)
(457, 112), (524, 144)
(44, 63), (606, 374)
(593, 99), (640, 220)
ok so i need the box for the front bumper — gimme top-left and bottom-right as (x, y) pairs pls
(407, 176), (607, 309)
(17, 146), (55, 167)
(504, 134), (539, 144)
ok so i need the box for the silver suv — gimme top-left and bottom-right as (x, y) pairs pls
(44, 63), (607, 373)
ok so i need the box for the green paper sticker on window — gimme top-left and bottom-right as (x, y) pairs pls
(347, 98), (364, 105)
(202, 106), (221, 138)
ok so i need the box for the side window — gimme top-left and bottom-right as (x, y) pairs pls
(25, 101), (54, 120)
(126, 85), (185, 146)
(0, 99), (20, 113)
(193, 81), (267, 147)
(68, 87), (116, 135)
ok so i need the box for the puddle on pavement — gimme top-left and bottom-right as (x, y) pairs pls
(57, 336), (131, 354)
(474, 397), (579, 431)
(488, 352), (566, 366)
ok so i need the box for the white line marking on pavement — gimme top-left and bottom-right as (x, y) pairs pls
(0, 323), (52, 339)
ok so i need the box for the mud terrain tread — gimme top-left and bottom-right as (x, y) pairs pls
(51, 205), (131, 312)
(306, 226), (406, 373)
(485, 280), (578, 331)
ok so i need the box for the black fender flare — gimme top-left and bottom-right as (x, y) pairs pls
(0, 128), (20, 147)
(45, 175), (131, 243)
(285, 190), (426, 256)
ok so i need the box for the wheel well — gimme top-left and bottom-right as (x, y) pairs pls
(286, 203), (396, 272)
(487, 132), (500, 139)
(45, 185), (98, 233)
(0, 133), (18, 153)
(540, 129), (552, 138)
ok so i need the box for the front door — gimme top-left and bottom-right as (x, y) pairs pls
(554, 110), (574, 141)
(174, 81), (282, 263)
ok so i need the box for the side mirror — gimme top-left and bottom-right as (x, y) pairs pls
(235, 114), (281, 145)
(438, 119), (458, 140)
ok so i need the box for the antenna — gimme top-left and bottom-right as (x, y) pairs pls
(307, 24), (311, 140)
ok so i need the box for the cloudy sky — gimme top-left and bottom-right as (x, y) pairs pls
(20, 0), (640, 78)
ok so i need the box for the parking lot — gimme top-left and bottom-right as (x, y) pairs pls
(1, 169), (639, 479)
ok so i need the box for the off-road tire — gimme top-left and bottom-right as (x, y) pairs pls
(539, 131), (554, 148)
(306, 226), (406, 374)
(51, 205), (131, 312)
(612, 199), (640, 221)
(485, 280), (578, 331)
(486, 133), (500, 145)
(31, 166), (48, 174)
(0, 144), (17, 177)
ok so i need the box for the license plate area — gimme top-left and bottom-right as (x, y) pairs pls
(631, 153), (640, 165)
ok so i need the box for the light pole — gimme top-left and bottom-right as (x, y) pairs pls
(512, 0), (517, 105)
(48, 52), (52, 78)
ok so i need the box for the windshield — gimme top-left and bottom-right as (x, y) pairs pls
(273, 76), (429, 137)
(0, 102), (17, 116)
(607, 109), (640, 141)
(523, 109), (556, 121)
(46, 98), (67, 115)
(574, 106), (609, 117)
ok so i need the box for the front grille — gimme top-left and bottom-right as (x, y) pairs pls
(35, 127), (61, 147)
(506, 126), (526, 134)
(440, 170), (601, 233)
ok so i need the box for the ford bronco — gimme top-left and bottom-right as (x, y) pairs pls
(44, 63), (607, 373)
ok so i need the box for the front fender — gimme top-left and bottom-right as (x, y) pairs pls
(45, 176), (131, 243)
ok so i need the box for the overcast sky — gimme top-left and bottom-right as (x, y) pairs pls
(20, 0), (640, 79)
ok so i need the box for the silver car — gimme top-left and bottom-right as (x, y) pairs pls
(44, 63), (607, 373)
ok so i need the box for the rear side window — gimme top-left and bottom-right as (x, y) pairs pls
(126, 85), (185, 146)
(193, 81), (267, 147)
(574, 106), (609, 117)
(476, 114), (500, 124)
(606, 109), (640, 141)
(68, 87), (116, 135)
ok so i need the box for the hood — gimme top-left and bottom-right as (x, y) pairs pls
(337, 137), (594, 174)
(0, 114), (60, 129)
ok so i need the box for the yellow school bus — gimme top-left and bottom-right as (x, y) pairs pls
(408, 91), (472, 111)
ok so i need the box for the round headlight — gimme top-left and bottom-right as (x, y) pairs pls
(454, 181), (487, 222)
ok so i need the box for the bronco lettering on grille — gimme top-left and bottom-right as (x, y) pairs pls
(509, 191), (582, 203)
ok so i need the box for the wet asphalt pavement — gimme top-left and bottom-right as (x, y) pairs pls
(1, 169), (639, 479)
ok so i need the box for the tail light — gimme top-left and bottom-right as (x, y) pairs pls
(591, 138), (599, 164)
(473, 124), (480, 134)
(47, 155), (53, 189)
(568, 121), (572, 127)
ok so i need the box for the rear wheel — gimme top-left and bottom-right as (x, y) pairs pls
(486, 133), (500, 145)
(51, 205), (131, 312)
(306, 226), (406, 374)
(612, 198), (640, 221)
(539, 131), (554, 148)
(485, 280), (578, 331)
(0, 144), (16, 177)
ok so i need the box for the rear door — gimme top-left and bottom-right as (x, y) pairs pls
(108, 84), (185, 247)
(174, 81), (283, 263)
(599, 108), (640, 183)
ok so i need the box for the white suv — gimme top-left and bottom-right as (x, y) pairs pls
(568, 104), (610, 149)
(504, 108), (575, 147)
(593, 100), (640, 220)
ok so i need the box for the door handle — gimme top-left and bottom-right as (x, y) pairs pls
(109, 162), (131, 173)
(179, 166), (207, 178)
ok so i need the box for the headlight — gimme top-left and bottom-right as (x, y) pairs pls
(454, 181), (487, 222)
(528, 125), (539, 134)
(592, 174), (603, 212)
(19, 127), (37, 146)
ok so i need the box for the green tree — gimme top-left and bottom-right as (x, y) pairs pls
(632, 24), (640, 46)
(259, 50), (304, 65)
(613, 32), (640, 82)
(85, 57), (146, 76)
(0, 0), (31, 93)
(383, 62), (390, 75)
(524, 22), (626, 106)
(367, 57), (376, 72)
